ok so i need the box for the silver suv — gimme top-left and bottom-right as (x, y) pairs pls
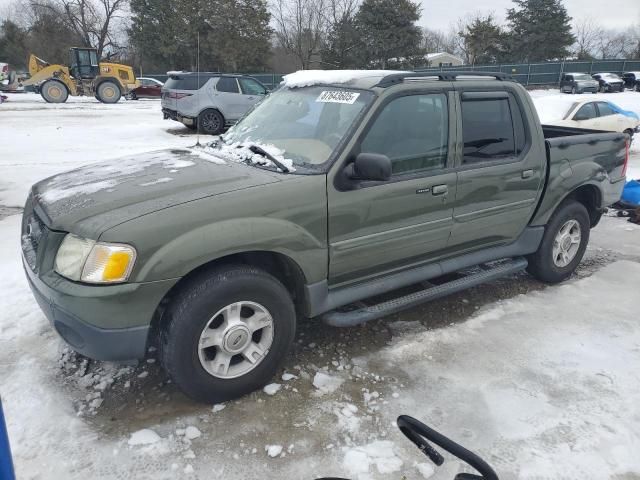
(161, 73), (268, 134)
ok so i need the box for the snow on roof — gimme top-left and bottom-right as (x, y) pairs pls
(281, 70), (405, 88)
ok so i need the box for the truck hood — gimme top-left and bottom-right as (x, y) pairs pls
(32, 148), (283, 237)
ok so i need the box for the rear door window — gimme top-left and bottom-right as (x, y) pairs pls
(596, 102), (616, 117)
(461, 96), (521, 163)
(216, 77), (240, 93)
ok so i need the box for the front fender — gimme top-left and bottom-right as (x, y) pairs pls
(134, 217), (326, 283)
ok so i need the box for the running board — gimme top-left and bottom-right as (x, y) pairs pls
(321, 257), (528, 327)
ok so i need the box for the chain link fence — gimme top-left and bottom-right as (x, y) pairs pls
(415, 59), (640, 86)
(146, 60), (640, 89)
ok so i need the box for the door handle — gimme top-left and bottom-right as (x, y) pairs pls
(431, 184), (448, 196)
(521, 169), (534, 179)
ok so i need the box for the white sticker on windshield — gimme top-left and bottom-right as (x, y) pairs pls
(316, 91), (360, 104)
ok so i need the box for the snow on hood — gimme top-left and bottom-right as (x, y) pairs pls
(37, 152), (196, 204)
(281, 69), (406, 89)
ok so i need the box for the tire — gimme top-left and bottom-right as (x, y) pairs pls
(198, 109), (224, 135)
(160, 265), (296, 403)
(40, 79), (68, 103)
(96, 81), (121, 104)
(526, 200), (590, 284)
(571, 86), (576, 94)
(126, 91), (137, 100)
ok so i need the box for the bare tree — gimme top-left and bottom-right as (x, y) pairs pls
(572, 17), (602, 59)
(272, 0), (328, 69)
(30, 0), (127, 57)
(422, 27), (457, 55)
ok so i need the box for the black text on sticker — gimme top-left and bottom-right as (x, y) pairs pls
(316, 91), (360, 104)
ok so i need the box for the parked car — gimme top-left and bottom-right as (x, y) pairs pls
(559, 72), (599, 94)
(161, 72), (268, 134)
(23, 71), (628, 403)
(621, 71), (640, 91)
(592, 72), (625, 92)
(538, 98), (640, 141)
(127, 76), (163, 99)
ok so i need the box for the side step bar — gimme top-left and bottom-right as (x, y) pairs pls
(321, 257), (528, 327)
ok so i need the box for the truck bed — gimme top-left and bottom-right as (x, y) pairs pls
(534, 125), (628, 225)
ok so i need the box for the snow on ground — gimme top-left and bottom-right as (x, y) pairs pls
(0, 93), (199, 207)
(0, 89), (640, 479)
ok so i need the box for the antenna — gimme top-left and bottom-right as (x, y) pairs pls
(194, 31), (202, 147)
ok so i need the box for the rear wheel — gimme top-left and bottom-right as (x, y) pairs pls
(160, 265), (296, 403)
(198, 109), (224, 135)
(96, 81), (121, 103)
(526, 200), (590, 284)
(571, 86), (577, 94)
(126, 91), (137, 100)
(40, 80), (68, 103)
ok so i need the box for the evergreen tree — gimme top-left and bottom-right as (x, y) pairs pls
(0, 21), (30, 69)
(355, 0), (423, 68)
(505, 0), (575, 62)
(459, 14), (506, 64)
(129, 0), (272, 73)
(321, 15), (362, 68)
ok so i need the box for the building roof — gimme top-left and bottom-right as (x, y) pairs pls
(425, 52), (464, 63)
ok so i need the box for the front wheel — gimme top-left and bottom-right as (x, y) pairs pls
(160, 265), (296, 403)
(526, 200), (590, 284)
(40, 79), (68, 103)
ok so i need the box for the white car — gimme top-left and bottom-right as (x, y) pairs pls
(536, 97), (640, 141)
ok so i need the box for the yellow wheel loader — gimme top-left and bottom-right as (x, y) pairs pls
(22, 47), (139, 104)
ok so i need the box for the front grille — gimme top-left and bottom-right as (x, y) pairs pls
(22, 209), (47, 273)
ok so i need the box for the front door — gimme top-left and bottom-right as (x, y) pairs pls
(448, 89), (545, 252)
(327, 91), (457, 285)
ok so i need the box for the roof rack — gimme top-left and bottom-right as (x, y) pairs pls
(375, 71), (515, 88)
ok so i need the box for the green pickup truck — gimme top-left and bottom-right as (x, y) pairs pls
(22, 71), (628, 403)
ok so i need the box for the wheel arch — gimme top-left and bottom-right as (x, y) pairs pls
(147, 250), (309, 347)
(197, 106), (226, 123)
(557, 184), (603, 227)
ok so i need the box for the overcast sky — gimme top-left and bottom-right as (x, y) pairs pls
(1, 0), (638, 32)
(417, 0), (640, 30)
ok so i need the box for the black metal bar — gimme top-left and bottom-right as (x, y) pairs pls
(375, 71), (515, 88)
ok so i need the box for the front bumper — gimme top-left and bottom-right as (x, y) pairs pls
(23, 259), (178, 361)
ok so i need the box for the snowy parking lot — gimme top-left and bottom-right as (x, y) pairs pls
(1, 90), (640, 479)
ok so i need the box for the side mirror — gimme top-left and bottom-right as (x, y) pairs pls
(346, 153), (392, 181)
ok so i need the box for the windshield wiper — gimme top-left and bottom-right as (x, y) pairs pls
(247, 144), (290, 173)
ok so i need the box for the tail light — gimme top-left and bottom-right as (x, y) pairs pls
(622, 137), (629, 178)
(167, 92), (192, 100)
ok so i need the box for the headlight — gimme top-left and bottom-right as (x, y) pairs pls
(54, 234), (137, 284)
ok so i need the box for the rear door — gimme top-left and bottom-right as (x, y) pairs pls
(327, 90), (457, 284)
(448, 88), (545, 251)
(596, 101), (630, 132)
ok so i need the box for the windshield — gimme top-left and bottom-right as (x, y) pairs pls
(573, 74), (591, 81)
(219, 86), (374, 171)
(602, 73), (621, 80)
